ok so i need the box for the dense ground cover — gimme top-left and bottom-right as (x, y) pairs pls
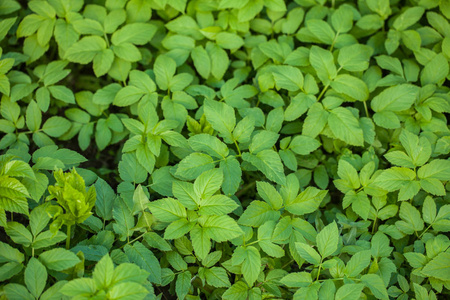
(0, 0), (450, 299)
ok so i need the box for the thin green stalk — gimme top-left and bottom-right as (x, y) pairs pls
(363, 100), (370, 118)
(234, 139), (242, 156)
(66, 224), (71, 249)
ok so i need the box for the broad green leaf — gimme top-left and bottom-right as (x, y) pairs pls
(25, 258), (47, 298)
(295, 242), (321, 265)
(220, 156), (242, 195)
(204, 267), (231, 288)
(147, 198), (187, 222)
(238, 200), (279, 227)
(285, 187), (327, 216)
(345, 250), (371, 277)
(280, 272), (312, 288)
(330, 75), (369, 101)
(309, 46), (337, 85)
(42, 116), (71, 137)
(360, 274), (389, 300)
(417, 159), (450, 181)
(107, 282), (149, 299)
(421, 252), (450, 281)
(272, 65), (304, 91)
(111, 23), (156, 45)
(256, 181), (283, 210)
(39, 248), (80, 271)
(200, 214), (243, 242)
(242, 150), (286, 185)
(124, 242), (161, 284)
(175, 153), (215, 180)
(191, 225), (211, 260)
(240, 246), (261, 286)
(215, 32), (244, 49)
(374, 167), (416, 192)
(338, 44), (373, 72)
(204, 99), (236, 142)
(289, 135), (321, 155)
(65, 36), (106, 64)
(316, 221), (339, 258)
(189, 134), (229, 158)
(371, 84), (419, 112)
(328, 107), (364, 146)
(5, 222), (32, 247)
(222, 281), (248, 300)
(335, 284), (364, 300)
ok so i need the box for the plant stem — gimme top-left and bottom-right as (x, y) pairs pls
(363, 100), (370, 118)
(316, 261), (322, 281)
(234, 139), (242, 156)
(371, 217), (377, 234)
(66, 224), (71, 249)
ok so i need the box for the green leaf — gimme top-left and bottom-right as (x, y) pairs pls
(5, 222), (33, 247)
(242, 150), (286, 185)
(330, 74), (369, 101)
(147, 197), (187, 222)
(309, 46), (337, 85)
(222, 281), (248, 300)
(239, 246), (261, 286)
(272, 65), (304, 91)
(345, 250), (371, 277)
(338, 44), (373, 72)
(92, 254), (114, 289)
(393, 6), (425, 31)
(332, 5), (353, 33)
(93, 49), (114, 77)
(397, 202), (424, 233)
(189, 134), (229, 159)
(25, 258), (47, 298)
(176, 153), (215, 180)
(421, 252), (450, 281)
(249, 130), (279, 154)
(204, 99), (236, 142)
(200, 215), (243, 242)
(42, 116), (71, 137)
(191, 46), (211, 79)
(111, 23), (157, 45)
(371, 84), (419, 112)
(417, 159), (450, 181)
(107, 282), (149, 299)
(285, 187), (327, 216)
(65, 36), (106, 64)
(374, 167), (416, 192)
(176, 271), (191, 299)
(191, 225), (211, 261)
(307, 19), (335, 44)
(360, 274), (389, 300)
(3, 284), (35, 300)
(204, 267), (231, 288)
(215, 32), (244, 49)
(238, 200), (280, 227)
(280, 272), (312, 288)
(39, 248), (80, 271)
(199, 195), (238, 216)
(26, 100), (42, 132)
(316, 221), (339, 258)
(124, 241), (161, 284)
(335, 284), (364, 300)
(94, 178), (115, 221)
(289, 135), (321, 155)
(421, 53), (449, 86)
(256, 181), (283, 210)
(328, 107), (364, 146)
(295, 242), (321, 265)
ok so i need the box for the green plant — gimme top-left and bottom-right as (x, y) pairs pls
(46, 168), (96, 249)
(0, 0), (450, 299)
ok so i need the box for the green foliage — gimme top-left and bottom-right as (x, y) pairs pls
(0, 0), (450, 299)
